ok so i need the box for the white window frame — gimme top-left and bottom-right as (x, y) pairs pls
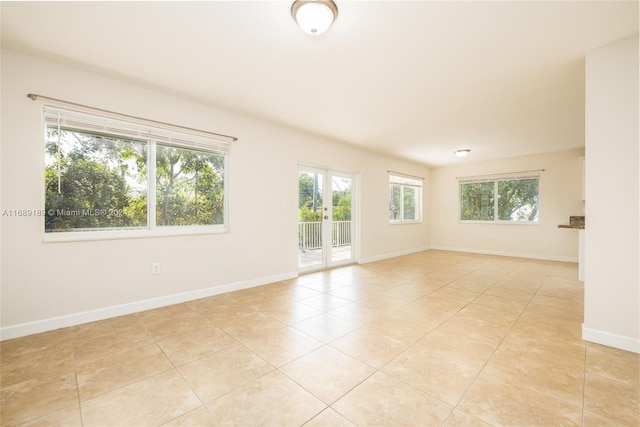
(42, 105), (231, 242)
(389, 173), (423, 224)
(459, 172), (541, 224)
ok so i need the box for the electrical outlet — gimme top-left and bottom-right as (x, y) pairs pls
(151, 263), (161, 275)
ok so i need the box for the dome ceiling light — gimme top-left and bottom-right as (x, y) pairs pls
(454, 149), (471, 158)
(291, 0), (338, 35)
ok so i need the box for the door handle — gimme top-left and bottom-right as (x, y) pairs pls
(324, 215), (329, 220)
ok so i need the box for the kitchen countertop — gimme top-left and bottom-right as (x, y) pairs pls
(558, 216), (585, 229)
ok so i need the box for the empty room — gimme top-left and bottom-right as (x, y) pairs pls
(1, 1), (638, 426)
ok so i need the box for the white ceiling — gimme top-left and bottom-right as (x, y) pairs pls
(1, 1), (638, 166)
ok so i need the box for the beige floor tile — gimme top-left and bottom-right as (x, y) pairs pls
(483, 343), (585, 406)
(408, 294), (469, 313)
(76, 343), (174, 400)
(528, 293), (583, 311)
(537, 277), (584, 300)
(446, 278), (494, 294)
(328, 302), (389, 326)
(458, 372), (582, 426)
(81, 370), (200, 427)
(291, 313), (359, 343)
(430, 286), (481, 303)
(393, 300), (456, 328)
(161, 406), (220, 427)
(0, 374), (78, 426)
(298, 294), (353, 311)
(302, 408), (356, 427)
(472, 293), (529, 313)
(259, 302), (323, 325)
(511, 311), (583, 344)
(457, 302), (520, 327)
(443, 409), (493, 427)
(207, 370), (325, 427)
(178, 344), (273, 403)
(357, 291), (420, 313)
(382, 345), (480, 405)
(583, 410), (639, 427)
(137, 304), (200, 329)
(156, 324), (238, 366)
(391, 278), (444, 295)
(279, 285), (324, 301)
(330, 326), (409, 368)
(523, 300), (583, 322)
(73, 329), (155, 365)
(280, 346), (375, 404)
(436, 313), (510, 345)
(584, 373), (640, 426)
(0, 329), (72, 359)
(332, 371), (453, 426)
(1, 345), (75, 387)
(364, 313), (432, 345)
(416, 328), (496, 370)
(326, 282), (386, 301)
(492, 277), (542, 294)
(216, 311), (286, 342)
(243, 327), (323, 367)
(483, 285), (536, 301)
(16, 404), (82, 427)
(586, 343), (640, 387)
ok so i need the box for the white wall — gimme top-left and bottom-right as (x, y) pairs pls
(0, 49), (429, 339)
(584, 34), (639, 353)
(429, 149), (585, 261)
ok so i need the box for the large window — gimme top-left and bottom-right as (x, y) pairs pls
(43, 106), (230, 238)
(459, 173), (540, 223)
(389, 173), (422, 223)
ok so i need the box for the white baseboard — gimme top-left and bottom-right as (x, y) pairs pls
(359, 246), (431, 264)
(0, 271), (298, 341)
(582, 324), (640, 353)
(429, 245), (578, 263)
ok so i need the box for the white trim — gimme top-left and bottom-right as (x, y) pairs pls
(582, 324), (640, 354)
(359, 246), (431, 264)
(429, 245), (578, 263)
(0, 271), (298, 341)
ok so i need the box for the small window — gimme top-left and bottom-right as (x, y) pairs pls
(389, 174), (422, 223)
(43, 106), (230, 238)
(460, 173), (540, 223)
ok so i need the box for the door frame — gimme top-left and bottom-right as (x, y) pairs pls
(297, 163), (359, 273)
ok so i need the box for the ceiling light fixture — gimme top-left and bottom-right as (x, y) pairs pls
(454, 149), (471, 158)
(291, 0), (338, 35)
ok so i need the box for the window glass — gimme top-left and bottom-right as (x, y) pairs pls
(155, 145), (224, 226)
(497, 178), (539, 222)
(460, 182), (494, 221)
(45, 126), (147, 232)
(389, 174), (422, 223)
(460, 175), (539, 223)
(43, 106), (229, 237)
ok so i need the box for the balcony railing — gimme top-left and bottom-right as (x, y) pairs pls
(298, 221), (351, 251)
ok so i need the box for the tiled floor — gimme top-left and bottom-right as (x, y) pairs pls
(1, 250), (638, 426)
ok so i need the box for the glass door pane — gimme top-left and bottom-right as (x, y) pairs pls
(298, 169), (324, 271)
(330, 174), (353, 265)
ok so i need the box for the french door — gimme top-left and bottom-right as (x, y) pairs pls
(298, 165), (356, 272)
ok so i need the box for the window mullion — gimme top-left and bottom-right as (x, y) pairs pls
(400, 186), (405, 220)
(148, 141), (157, 230)
(493, 181), (499, 221)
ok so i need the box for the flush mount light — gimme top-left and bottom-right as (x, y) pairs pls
(291, 0), (338, 35)
(454, 149), (471, 158)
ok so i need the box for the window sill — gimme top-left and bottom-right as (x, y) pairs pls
(389, 220), (423, 225)
(42, 225), (227, 243)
